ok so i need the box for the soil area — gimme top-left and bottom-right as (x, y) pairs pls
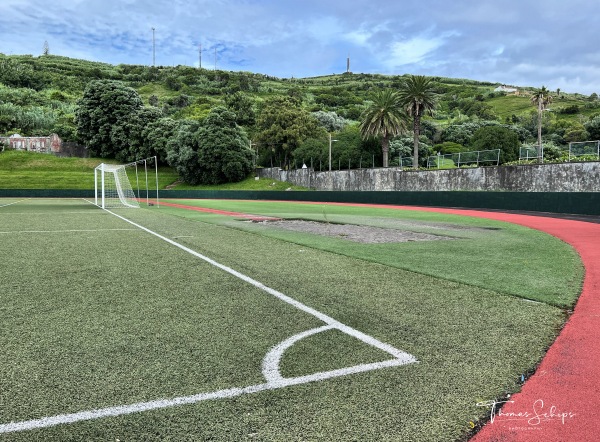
(259, 219), (453, 244)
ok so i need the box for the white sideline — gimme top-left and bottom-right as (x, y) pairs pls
(0, 228), (138, 234)
(0, 206), (417, 433)
(0, 199), (27, 208)
(0, 358), (410, 434)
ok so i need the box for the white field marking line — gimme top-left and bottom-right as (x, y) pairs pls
(263, 325), (335, 382)
(0, 211), (106, 216)
(0, 229), (138, 234)
(0, 207), (416, 434)
(0, 358), (409, 434)
(0, 199), (28, 208)
(104, 209), (416, 361)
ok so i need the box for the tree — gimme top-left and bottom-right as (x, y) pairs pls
(224, 91), (256, 126)
(142, 117), (184, 163)
(75, 80), (144, 158)
(43, 41), (50, 56)
(397, 75), (437, 169)
(470, 126), (520, 164)
(359, 89), (407, 167)
(110, 107), (162, 162)
(389, 136), (430, 167)
(311, 111), (351, 133)
(167, 107), (253, 184)
(255, 96), (324, 169)
(584, 115), (600, 140)
(530, 86), (553, 163)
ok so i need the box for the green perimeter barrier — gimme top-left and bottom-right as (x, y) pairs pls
(160, 190), (600, 216)
(2, 189), (599, 216)
(0, 189), (93, 198)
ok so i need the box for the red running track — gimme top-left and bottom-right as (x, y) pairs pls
(161, 199), (599, 441)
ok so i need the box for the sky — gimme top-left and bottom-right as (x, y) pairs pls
(1, 0), (598, 95)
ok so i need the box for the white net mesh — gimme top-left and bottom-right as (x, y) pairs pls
(95, 163), (140, 209)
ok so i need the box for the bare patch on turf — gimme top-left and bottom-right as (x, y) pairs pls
(256, 219), (454, 244)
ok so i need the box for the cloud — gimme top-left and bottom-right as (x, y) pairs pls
(0, 0), (598, 94)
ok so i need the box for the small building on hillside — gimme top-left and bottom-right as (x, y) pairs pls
(0, 133), (63, 153)
(494, 85), (520, 95)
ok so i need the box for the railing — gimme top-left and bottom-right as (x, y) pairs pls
(519, 146), (540, 161)
(426, 149), (500, 169)
(569, 141), (600, 161)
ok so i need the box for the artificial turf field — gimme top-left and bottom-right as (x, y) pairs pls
(0, 198), (583, 441)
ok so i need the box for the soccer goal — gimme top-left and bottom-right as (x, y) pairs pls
(94, 157), (159, 209)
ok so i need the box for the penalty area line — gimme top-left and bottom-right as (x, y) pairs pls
(103, 208), (417, 362)
(0, 358), (407, 434)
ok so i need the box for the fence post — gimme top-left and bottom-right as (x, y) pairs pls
(477, 150), (480, 167)
(457, 152), (461, 167)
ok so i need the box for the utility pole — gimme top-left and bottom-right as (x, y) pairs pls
(214, 47), (217, 70)
(328, 133), (338, 171)
(198, 43), (202, 69)
(151, 27), (155, 66)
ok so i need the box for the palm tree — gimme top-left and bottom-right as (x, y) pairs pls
(359, 89), (407, 167)
(397, 75), (437, 169)
(531, 86), (553, 163)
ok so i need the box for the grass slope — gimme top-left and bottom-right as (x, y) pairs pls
(0, 199), (575, 441)
(0, 151), (303, 191)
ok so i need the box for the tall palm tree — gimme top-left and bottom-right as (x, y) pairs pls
(359, 89), (407, 167)
(531, 86), (553, 163)
(397, 75), (437, 169)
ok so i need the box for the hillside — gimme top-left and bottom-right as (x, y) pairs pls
(1, 53), (599, 166)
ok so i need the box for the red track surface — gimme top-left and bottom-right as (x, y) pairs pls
(163, 199), (599, 441)
(152, 200), (280, 221)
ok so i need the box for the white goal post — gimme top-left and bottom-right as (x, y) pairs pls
(94, 157), (159, 209)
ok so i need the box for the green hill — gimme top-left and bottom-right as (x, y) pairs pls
(1, 52), (599, 161)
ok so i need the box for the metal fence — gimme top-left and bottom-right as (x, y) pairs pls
(426, 149), (500, 169)
(519, 145), (540, 161)
(569, 141), (600, 161)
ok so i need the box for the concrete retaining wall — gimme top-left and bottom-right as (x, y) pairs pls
(257, 162), (600, 192)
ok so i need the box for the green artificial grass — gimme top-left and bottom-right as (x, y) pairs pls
(160, 199), (584, 308)
(0, 199), (579, 441)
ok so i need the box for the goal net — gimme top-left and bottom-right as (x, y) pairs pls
(94, 163), (140, 209)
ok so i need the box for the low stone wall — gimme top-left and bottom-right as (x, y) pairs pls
(257, 162), (600, 192)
